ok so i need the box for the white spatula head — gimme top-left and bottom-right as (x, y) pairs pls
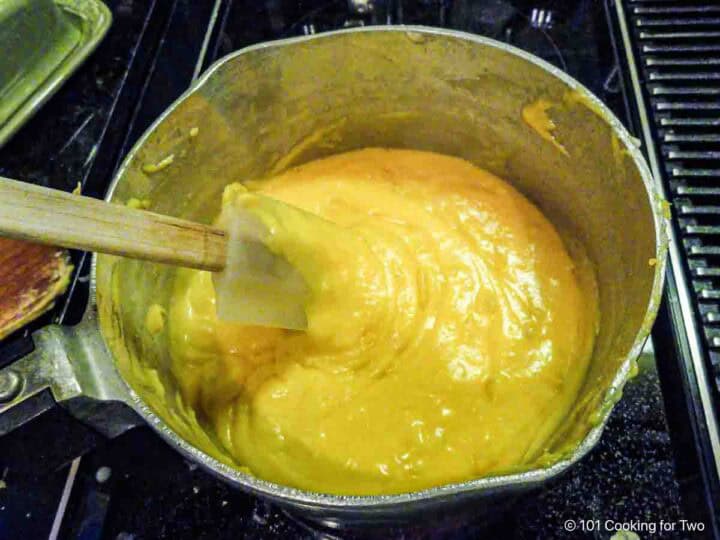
(212, 192), (310, 330)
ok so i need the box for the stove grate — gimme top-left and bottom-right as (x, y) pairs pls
(629, 0), (720, 392)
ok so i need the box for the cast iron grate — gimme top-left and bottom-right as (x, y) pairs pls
(625, 0), (720, 396)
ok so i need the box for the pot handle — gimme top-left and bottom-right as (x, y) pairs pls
(0, 322), (143, 438)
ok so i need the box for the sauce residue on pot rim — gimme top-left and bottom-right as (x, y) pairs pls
(167, 148), (599, 495)
(522, 98), (569, 157)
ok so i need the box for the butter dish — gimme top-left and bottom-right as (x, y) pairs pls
(0, 0), (111, 146)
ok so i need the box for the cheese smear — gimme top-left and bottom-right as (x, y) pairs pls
(168, 148), (598, 495)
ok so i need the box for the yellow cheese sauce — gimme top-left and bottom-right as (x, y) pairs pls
(168, 148), (598, 495)
(522, 99), (569, 157)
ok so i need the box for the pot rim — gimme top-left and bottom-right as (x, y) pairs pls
(89, 25), (669, 509)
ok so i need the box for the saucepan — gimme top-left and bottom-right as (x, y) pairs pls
(0, 27), (667, 526)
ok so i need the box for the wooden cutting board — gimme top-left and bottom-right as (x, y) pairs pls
(0, 238), (72, 340)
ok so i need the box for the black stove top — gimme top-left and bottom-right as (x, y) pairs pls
(0, 1), (715, 538)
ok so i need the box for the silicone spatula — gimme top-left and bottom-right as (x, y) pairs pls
(0, 176), (309, 330)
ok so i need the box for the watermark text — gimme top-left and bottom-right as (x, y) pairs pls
(563, 518), (705, 535)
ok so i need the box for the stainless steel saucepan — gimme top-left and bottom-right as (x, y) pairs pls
(0, 27), (667, 526)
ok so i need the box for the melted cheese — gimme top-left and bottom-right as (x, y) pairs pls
(168, 148), (598, 495)
(522, 98), (569, 156)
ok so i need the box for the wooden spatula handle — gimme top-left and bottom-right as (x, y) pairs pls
(0, 177), (227, 271)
